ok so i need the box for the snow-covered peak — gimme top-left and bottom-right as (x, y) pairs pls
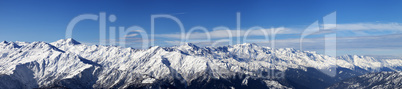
(51, 38), (81, 46)
(0, 41), (21, 49)
(236, 43), (258, 47)
(176, 43), (199, 49)
(172, 43), (201, 52)
(13, 41), (30, 46)
(1, 41), (8, 44)
(337, 55), (383, 70)
(0, 41), (92, 88)
(0, 41), (8, 46)
(338, 55), (378, 62)
(19, 41), (64, 53)
(148, 46), (162, 50)
(184, 43), (198, 47)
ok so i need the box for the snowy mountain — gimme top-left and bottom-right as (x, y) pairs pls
(0, 38), (401, 89)
(328, 71), (402, 89)
(0, 41), (92, 88)
(337, 55), (402, 71)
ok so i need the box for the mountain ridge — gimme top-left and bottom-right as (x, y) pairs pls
(0, 38), (401, 89)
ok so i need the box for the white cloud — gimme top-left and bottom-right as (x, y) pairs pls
(125, 33), (139, 37)
(136, 22), (402, 56)
(164, 40), (181, 45)
(255, 33), (402, 52)
(156, 22), (402, 40)
(335, 22), (402, 31)
(156, 27), (297, 39)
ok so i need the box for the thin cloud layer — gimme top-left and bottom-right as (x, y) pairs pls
(156, 27), (296, 39)
(159, 22), (402, 57)
(336, 22), (402, 31)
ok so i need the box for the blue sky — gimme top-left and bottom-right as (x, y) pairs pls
(0, 0), (402, 58)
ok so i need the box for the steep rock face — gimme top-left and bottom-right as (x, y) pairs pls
(0, 39), (401, 89)
(329, 71), (402, 89)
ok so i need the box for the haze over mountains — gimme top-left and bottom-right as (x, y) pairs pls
(0, 38), (401, 89)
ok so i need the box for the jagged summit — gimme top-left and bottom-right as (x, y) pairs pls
(25, 41), (63, 51)
(171, 42), (201, 50)
(0, 40), (21, 49)
(337, 55), (377, 61)
(51, 38), (81, 46)
(0, 41), (8, 44)
(183, 42), (198, 48)
(64, 38), (81, 45)
(235, 43), (259, 47)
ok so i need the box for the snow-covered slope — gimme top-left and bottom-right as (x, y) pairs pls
(328, 71), (402, 89)
(0, 41), (92, 89)
(338, 55), (402, 72)
(0, 38), (401, 89)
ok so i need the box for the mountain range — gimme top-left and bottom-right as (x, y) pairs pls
(0, 38), (401, 89)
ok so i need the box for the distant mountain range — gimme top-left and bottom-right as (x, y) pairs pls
(0, 38), (401, 89)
